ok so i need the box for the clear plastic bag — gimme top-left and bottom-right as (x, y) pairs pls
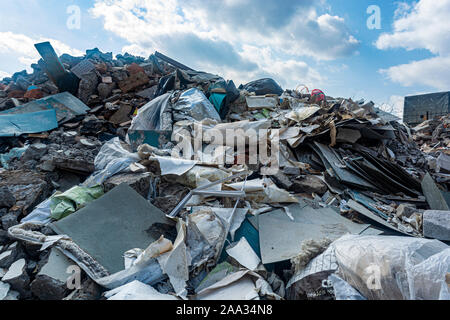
(332, 235), (450, 300)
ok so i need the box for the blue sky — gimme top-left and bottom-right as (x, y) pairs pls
(1, 0), (450, 118)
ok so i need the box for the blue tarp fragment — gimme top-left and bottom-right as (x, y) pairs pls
(0, 109), (58, 137)
(0, 92), (89, 124)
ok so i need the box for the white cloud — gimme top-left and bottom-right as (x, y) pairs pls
(0, 31), (83, 71)
(90, 0), (358, 88)
(0, 70), (10, 80)
(376, 0), (450, 89)
(380, 56), (450, 90)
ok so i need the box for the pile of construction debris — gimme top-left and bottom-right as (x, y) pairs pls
(0, 42), (448, 301)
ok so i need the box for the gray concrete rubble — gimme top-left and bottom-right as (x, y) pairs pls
(0, 43), (449, 301)
(2, 259), (30, 298)
(30, 248), (75, 300)
(423, 210), (450, 241)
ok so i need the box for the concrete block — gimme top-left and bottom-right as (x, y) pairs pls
(31, 248), (74, 300)
(423, 210), (450, 241)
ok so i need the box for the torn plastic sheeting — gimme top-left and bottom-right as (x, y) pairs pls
(152, 156), (198, 176)
(97, 236), (174, 290)
(83, 137), (140, 187)
(191, 207), (248, 242)
(226, 237), (262, 271)
(328, 274), (367, 300)
(0, 109), (58, 137)
(196, 273), (259, 300)
(0, 146), (28, 169)
(0, 92), (90, 125)
(128, 93), (172, 132)
(286, 106), (321, 123)
(156, 220), (189, 298)
(177, 166), (230, 189)
(104, 280), (179, 300)
(195, 269), (282, 300)
(100, 219), (215, 291)
(21, 198), (53, 225)
(332, 235), (450, 300)
(173, 88), (221, 123)
(286, 244), (338, 297)
(226, 178), (298, 204)
(189, 209), (227, 261)
(50, 185), (104, 220)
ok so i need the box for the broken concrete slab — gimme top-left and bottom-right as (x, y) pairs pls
(2, 259), (30, 298)
(0, 242), (23, 268)
(51, 184), (175, 274)
(423, 210), (450, 241)
(1, 211), (20, 230)
(258, 202), (370, 264)
(336, 128), (362, 144)
(31, 248), (75, 300)
(21, 143), (48, 161)
(0, 170), (50, 216)
(0, 251), (15, 269)
(0, 187), (15, 208)
(291, 175), (328, 195)
(421, 173), (450, 211)
(63, 278), (103, 300)
(119, 72), (149, 93)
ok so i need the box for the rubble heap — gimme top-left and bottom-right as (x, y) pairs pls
(0, 42), (449, 301)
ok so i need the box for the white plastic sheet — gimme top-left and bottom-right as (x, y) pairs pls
(104, 280), (178, 300)
(173, 88), (221, 122)
(83, 138), (140, 187)
(20, 198), (53, 225)
(333, 235), (450, 300)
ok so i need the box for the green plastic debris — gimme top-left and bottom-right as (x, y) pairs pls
(196, 262), (238, 292)
(50, 185), (104, 220)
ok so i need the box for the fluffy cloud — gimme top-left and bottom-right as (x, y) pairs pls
(376, 0), (450, 90)
(380, 56), (450, 90)
(90, 0), (358, 88)
(0, 70), (10, 80)
(0, 31), (83, 71)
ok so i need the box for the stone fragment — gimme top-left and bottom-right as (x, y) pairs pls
(1, 211), (20, 230)
(118, 72), (149, 93)
(2, 259), (30, 298)
(396, 204), (417, 219)
(104, 172), (152, 198)
(291, 175), (328, 195)
(0, 187), (15, 208)
(21, 143), (48, 161)
(31, 248), (74, 300)
(0, 170), (50, 215)
(423, 210), (450, 241)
